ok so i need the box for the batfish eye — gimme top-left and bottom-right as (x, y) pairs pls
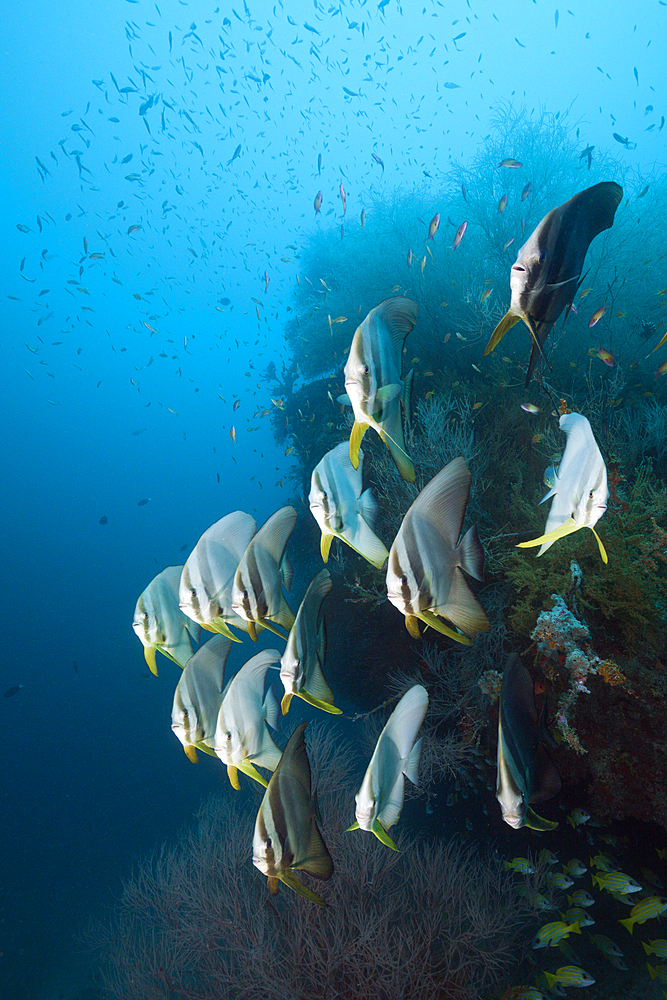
(362, 364), (370, 375)
(264, 837), (272, 849)
(225, 732), (232, 741)
(538, 250), (546, 264)
(401, 575), (408, 586)
(142, 612), (148, 621)
(190, 588), (197, 598)
(589, 490), (594, 498)
(243, 589), (249, 600)
(182, 710), (189, 722)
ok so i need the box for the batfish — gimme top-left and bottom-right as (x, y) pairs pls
(172, 634), (232, 762)
(484, 181), (623, 385)
(133, 565), (201, 674)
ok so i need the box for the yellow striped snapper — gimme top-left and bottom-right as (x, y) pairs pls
(280, 568), (341, 716)
(620, 895), (667, 933)
(348, 685), (428, 850)
(232, 506), (296, 641)
(504, 857), (535, 874)
(496, 652), (561, 831)
(172, 634), (232, 762)
(544, 965), (595, 989)
(386, 457), (490, 644)
(567, 890), (595, 908)
(253, 722), (333, 906)
(532, 920), (581, 949)
(647, 962), (667, 983)
(133, 565), (202, 674)
(483, 181), (623, 386)
(341, 296), (417, 482)
(563, 907), (595, 927)
(214, 648), (282, 789)
(643, 940), (667, 958)
(179, 511), (257, 641)
(592, 871), (642, 894)
(589, 933), (623, 959)
(517, 414), (608, 562)
(563, 858), (588, 877)
(309, 442), (389, 568)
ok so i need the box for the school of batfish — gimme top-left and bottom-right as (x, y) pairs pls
(132, 182), (625, 906)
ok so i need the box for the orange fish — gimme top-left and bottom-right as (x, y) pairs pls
(452, 221), (467, 249)
(314, 190), (322, 214)
(588, 303), (608, 328)
(427, 213), (440, 240)
(592, 343), (614, 366)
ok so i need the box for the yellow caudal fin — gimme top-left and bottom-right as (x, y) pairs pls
(349, 420), (368, 469)
(483, 310), (520, 356)
(524, 806), (558, 831)
(320, 531), (334, 563)
(278, 869), (326, 906)
(419, 609), (473, 646)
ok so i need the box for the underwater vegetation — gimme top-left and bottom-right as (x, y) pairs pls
(269, 102), (667, 834)
(91, 725), (544, 1000)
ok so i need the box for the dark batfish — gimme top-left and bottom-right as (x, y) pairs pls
(99, 515), (108, 525)
(495, 652), (561, 831)
(4, 685), (23, 698)
(484, 181), (623, 385)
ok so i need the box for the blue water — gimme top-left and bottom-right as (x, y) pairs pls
(1, 1), (666, 997)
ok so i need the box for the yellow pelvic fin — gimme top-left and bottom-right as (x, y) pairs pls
(320, 531), (334, 563)
(200, 622), (217, 633)
(405, 614), (421, 639)
(281, 692), (293, 716)
(590, 526), (608, 564)
(211, 618), (243, 642)
(483, 310), (521, 356)
(144, 645), (158, 676)
(258, 617), (290, 641)
(516, 518), (580, 552)
(372, 819), (400, 851)
(524, 806), (558, 832)
(226, 765), (241, 790)
(184, 745), (198, 763)
(349, 419), (368, 470)
(279, 868), (326, 906)
(296, 689), (342, 715)
(238, 761), (269, 787)
(247, 620), (258, 642)
(419, 609), (473, 646)
(267, 876), (280, 895)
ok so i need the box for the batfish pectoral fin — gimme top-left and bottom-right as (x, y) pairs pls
(278, 869), (326, 906)
(184, 744), (198, 763)
(346, 820), (360, 832)
(349, 419), (368, 469)
(405, 614), (421, 639)
(320, 531), (334, 563)
(211, 618), (244, 643)
(524, 806), (559, 832)
(590, 526), (608, 564)
(372, 819), (400, 852)
(144, 644), (159, 676)
(516, 518), (580, 553)
(419, 609), (473, 646)
(483, 310), (520, 356)
(238, 761), (269, 787)
(280, 692), (293, 715)
(296, 689), (343, 715)
(267, 876), (280, 895)
(226, 764), (241, 790)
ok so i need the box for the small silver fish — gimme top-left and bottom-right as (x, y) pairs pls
(386, 457), (489, 643)
(341, 297), (417, 482)
(133, 565), (202, 674)
(280, 569), (341, 716)
(309, 442), (388, 568)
